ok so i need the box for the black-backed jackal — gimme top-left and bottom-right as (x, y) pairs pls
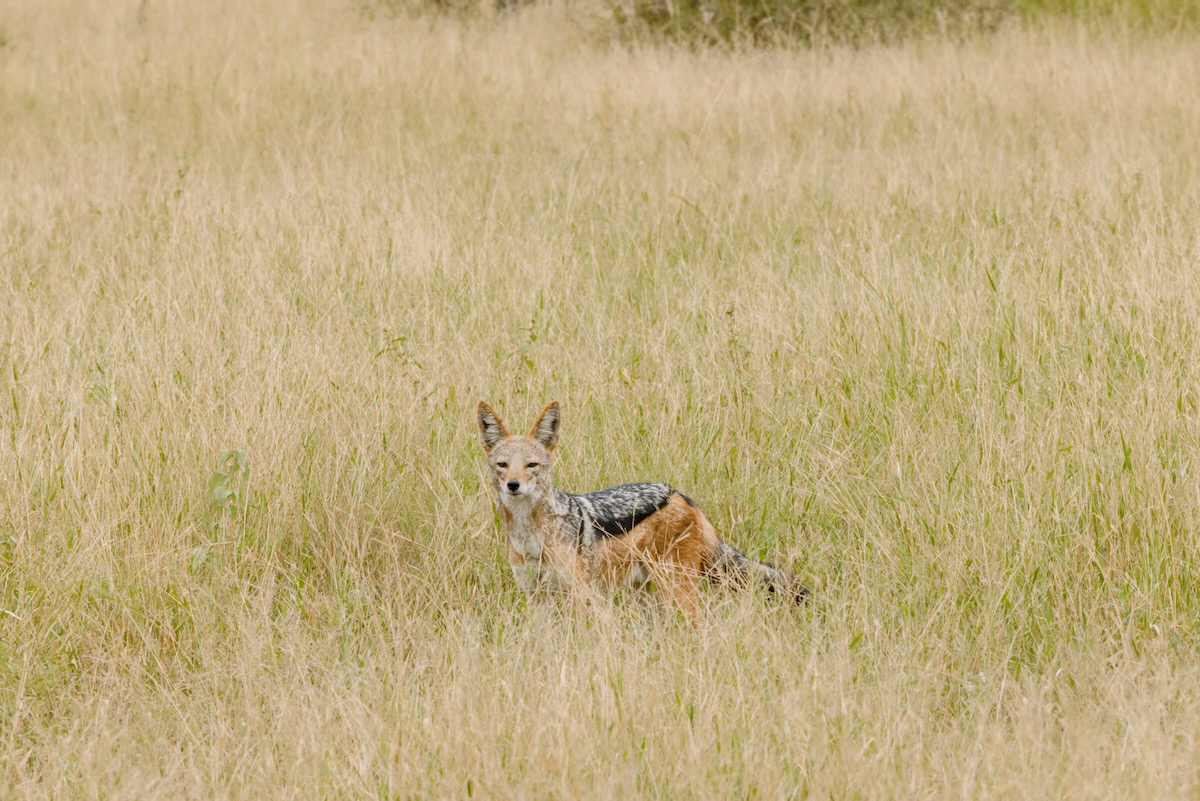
(477, 401), (808, 621)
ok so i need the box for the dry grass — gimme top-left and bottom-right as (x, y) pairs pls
(2, 1), (1200, 797)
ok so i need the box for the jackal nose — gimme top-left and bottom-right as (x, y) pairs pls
(506, 480), (521, 493)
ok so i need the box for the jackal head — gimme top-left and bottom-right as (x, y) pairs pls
(477, 401), (559, 508)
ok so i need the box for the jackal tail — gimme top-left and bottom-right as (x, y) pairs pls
(704, 540), (809, 605)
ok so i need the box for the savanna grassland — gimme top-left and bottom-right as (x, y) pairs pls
(3, 0), (1200, 797)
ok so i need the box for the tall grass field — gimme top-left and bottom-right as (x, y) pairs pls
(2, 1), (1200, 797)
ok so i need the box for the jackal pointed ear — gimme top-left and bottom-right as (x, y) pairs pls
(477, 401), (508, 452)
(529, 401), (561, 451)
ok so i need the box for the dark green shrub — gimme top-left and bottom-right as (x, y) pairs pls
(620, 0), (1013, 44)
(358, 0), (1199, 42)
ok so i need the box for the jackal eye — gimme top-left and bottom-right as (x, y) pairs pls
(496, 461), (508, 469)
(526, 462), (539, 469)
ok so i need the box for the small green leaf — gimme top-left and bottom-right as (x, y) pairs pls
(189, 543), (212, 573)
